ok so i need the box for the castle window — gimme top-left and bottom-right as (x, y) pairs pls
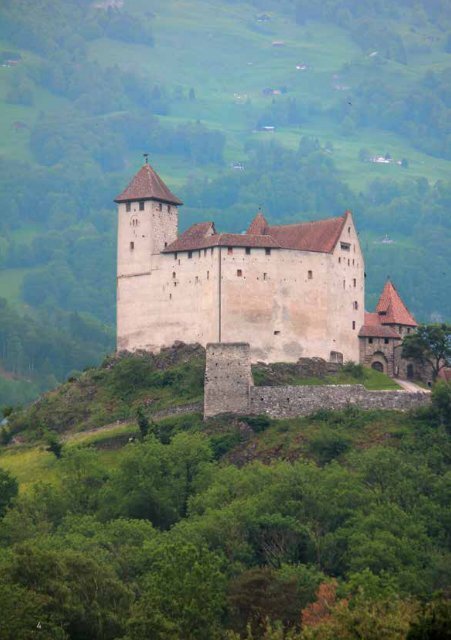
(164, 242), (168, 248)
(274, 330), (280, 335)
(338, 257), (341, 263)
(130, 242), (134, 250)
(204, 249), (207, 257)
(265, 248), (271, 255)
(353, 278), (356, 287)
(174, 282), (177, 287)
(353, 301), (358, 310)
(169, 293), (172, 300)
(158, 203), (162, 211)
(172, 272), (176, 279)
(341, 242), (350, 251)
(126, 203), (131, 212)
(263, 273), (267, 280)
(195, 276), (199, 283)
(174, 252), (178, 259)
(245, 247), (251, 255)
(188, 251), (193, 259)
(227, 247), (233, 255)
(237, 269), (242, 277)
(384, 338), (389, 344)
(352, 259), (355, 265)
(348, 226), (351, 234)
(369, 338), (373, 344)
(407, 328), (411, 334)
(352, 321), (356, 330)
(167, 205), (170, 212)
(308, 270), (313, 279)
(139, 201), (145, 211)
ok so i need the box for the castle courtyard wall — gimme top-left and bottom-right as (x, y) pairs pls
(249, 384), (430, 418)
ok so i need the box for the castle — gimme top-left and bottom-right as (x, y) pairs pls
(115, 161), (418, 375)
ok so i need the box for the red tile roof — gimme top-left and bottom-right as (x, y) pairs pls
(164, 224), (280, 252)
(358, 324), (401, 339)
(247, 211), (269, 235)
(376, 280), (418, 327)
(266, 212), (349, 253)
(115, 163), (183, 205)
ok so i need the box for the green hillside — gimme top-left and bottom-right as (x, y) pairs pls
(1, 0), (451, 404)
(0, 347), (450, 638)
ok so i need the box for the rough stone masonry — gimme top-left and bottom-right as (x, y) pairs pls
(204, 343), (431, 418)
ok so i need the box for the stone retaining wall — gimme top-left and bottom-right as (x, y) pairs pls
(250, 384), (430, 418)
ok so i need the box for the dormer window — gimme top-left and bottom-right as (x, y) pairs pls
(139, 201), (145, 211)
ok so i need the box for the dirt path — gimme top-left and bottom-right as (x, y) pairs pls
(394, 379), (431, 394)
(63, 401), (203, 442)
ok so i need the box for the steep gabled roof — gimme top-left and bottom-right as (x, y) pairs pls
(266, 212), (349, 254)
(376, 280), (418, 327)
(247, 211), (269, 235)
(114, 163), (183, 205)
(163, 223), (280, 253)
(164, 210), (351, 254)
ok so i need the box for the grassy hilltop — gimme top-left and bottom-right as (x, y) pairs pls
(0, 344), (450, 638)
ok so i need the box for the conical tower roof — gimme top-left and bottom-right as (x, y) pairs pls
(114, 163), (183, 205)
(247, 211), (269, 235)
(376, 280), (417, 327)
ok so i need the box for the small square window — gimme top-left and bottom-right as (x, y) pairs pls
(274, 330), (280, 335)
(172, 272), (176, 279)
(139, 201), (145, 211)
(158, 203), (162, 211)
(126, 202), (131, 212)
(265, 248), (271, 255)
(245, 247), (251, 255)
(188, 251), (193, 259)
(353, 278), (356, 287)
(341, 242), (350, 251)
(384, 338), (389, 344)
(174, 252), (178, 259)
(130, 242), (134, 250)
(369, 337), (373, 344)
(352, 321), (356, 330)
(237, 269), (242, 277)
(227, 247), (233, 255)
(353, 301), (358, 310)
(308, 270), (313, 279)
(263, 273), (267, 280)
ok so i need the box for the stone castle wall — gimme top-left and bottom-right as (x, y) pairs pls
(204, 343), (252, 417)
(250, 384), (430, 418)
(204, 343), (431, 418)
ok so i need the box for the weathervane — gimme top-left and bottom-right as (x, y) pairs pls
(143, 153), (149, 164)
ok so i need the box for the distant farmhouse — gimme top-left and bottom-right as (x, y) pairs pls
(115, 161), (420, 379)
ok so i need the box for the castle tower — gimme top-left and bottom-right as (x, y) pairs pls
(115, 160), (183, 351)
(114, 161), (183, 278)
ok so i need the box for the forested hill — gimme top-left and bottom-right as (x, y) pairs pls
(1, 0), (451, 404)
(0, 347), (450, 638)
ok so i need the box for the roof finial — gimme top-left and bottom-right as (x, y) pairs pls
(143, 153), (149, 164)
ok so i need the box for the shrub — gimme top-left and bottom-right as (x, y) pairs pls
(308, 428), (351, 464)
(243, 415), (272, 433)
